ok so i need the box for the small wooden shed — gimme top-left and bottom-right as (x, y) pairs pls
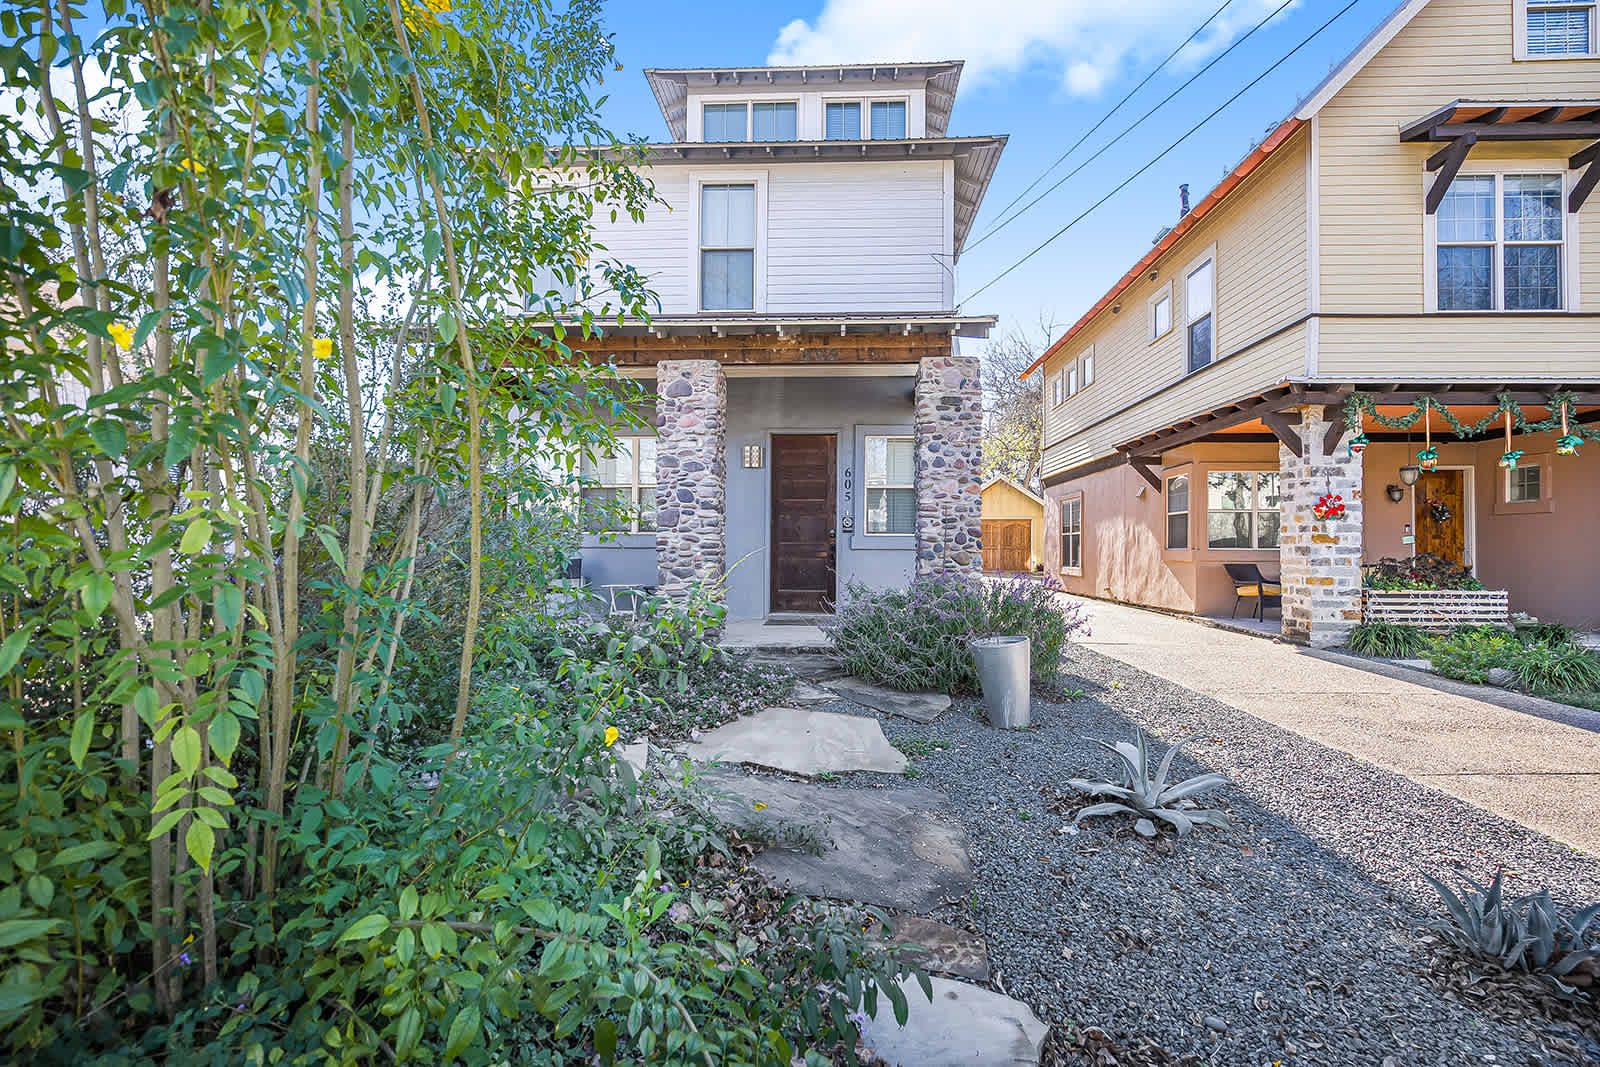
(980, 476), (1045, 573)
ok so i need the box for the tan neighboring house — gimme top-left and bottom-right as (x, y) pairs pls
(1030, 0), (1600, 646)
(980, 475), (1045, 572)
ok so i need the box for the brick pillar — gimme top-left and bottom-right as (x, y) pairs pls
(1279, 405), (1363, 647)
(913, 355), (984, 577)
(653, 360), (727, 604)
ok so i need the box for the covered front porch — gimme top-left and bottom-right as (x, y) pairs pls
(1115, 382), (1600, 646)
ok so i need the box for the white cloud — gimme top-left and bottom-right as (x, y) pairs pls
(768, 0), (1294, 96)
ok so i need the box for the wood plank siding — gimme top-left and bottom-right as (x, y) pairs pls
(1040, 129), (1310, 476)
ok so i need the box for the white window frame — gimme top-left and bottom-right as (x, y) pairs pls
(688, 171), (768, 313)
(1078, 346), (1095, 392)
(820, 92), (912, 140)
(1507, 462), (1544, 502)
(582, 436), (657, 535)
(1204, 470), (1281, 550)
(1066, 364), (1079, 398)
(1183, 247), (1217, 374)
(1051, 370), (1066, 407)
(1165, 473), (1190, 551)
(1060, 495), (1083, 574)
(863, 434), (915, 535)
(1515, 0), (1600, 58)
(695, 98), (801, 142)
(1424, 166), (1580, 313)
(1148, 283), (1173, 343)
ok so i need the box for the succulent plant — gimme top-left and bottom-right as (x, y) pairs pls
(1066, 728), (1231, 838)
(1425, 869), (1600, 992)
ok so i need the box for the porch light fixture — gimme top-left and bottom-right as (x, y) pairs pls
(1385, 484), (1404, 503)
(742, 444), (764, 469)
(1398, 464), (1421, 486)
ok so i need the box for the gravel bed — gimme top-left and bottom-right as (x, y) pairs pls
(821, 644), (1600, 1066)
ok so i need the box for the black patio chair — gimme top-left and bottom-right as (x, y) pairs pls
(1223, 562), (1282, 621)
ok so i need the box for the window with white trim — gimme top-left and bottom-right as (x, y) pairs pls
(582, 437), (657, 533)
(702, 103), (748, 143)
(1079, 349), (1095, 391)
(865, 436), (915, 534)
(1051, 372), (1066, 407)
(1435, 173), (1566, 311)
(700, 184), (755, 311)
(1206, 471), (1280, 549)
(1185, 258), (1215, 372)
(1067, 365), (1078, 398)
(752, 101), (798, 141)
(1508, 463), (1543, 502)
(1151, 292), (1172, 341)
(1526, 0), (1598, 55)
(1166, 474), (1189, 550)
(869, 100), (907, 139)
(1060, 497), (1082, 572)
(825, 102), (861, 140)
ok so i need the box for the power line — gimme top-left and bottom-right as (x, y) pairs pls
(970, 0), (1237, 242)
(966, 0), (1228, 241)
(965, 0), (1294, 255)
(960, 0), (1363, 308)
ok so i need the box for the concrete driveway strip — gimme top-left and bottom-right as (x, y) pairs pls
(1064, 595), (1600, 856)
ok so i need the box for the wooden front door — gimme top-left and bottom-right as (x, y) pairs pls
(981, 519), (1032, 572)
(1416, 469), (1467, 565)
(770, 434), (837, 613)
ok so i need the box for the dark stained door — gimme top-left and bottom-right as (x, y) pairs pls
(771, 434), (836, 613)
(1416, 469), (1466, 565)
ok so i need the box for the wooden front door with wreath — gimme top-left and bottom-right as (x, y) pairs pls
(1416, 469), (1466, 566)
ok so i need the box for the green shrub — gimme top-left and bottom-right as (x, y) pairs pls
(822, 574), (1089, 694)
(1347, 621), (1431, 658)
(1428, 627), (1600, 696)
(1427, 628), (1518, 684)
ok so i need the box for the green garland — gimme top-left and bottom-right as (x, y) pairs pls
(1343, 390), (1600, 445)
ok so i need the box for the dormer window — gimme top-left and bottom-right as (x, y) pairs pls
(825, 102), (861, 140)
(870, 100), (907, 139)
(1519, 0), (1598, 57)
(703, 103), (748, 143)
(752, 101), (797, 141)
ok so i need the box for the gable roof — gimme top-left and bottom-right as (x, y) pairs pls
(981, 475), (1045, 506)
(1020, 0), (1436, 380)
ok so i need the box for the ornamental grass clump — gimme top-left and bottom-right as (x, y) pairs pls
(822, 573), (1088, 693)
(1346, 621), (1431, 658)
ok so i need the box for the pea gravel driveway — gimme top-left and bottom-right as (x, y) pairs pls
(823, 642), (1600, 1066)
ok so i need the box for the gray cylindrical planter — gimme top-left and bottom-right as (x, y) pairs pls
(971, 636), (1031, 729)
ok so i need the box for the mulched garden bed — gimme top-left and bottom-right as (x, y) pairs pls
(826, 643), (1600, 1066)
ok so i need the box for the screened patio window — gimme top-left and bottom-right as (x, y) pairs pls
(825, 102), (861, 140)
(752, 101), (798, 141)
(865, 435), (914, 534)
(870, 100), (907, 139)
(582, 437), (657, 533)
(1436, 173), (1564, 311)
(700, 184), (755, 311)
(1206, 471), (1280, 549)
(702, 103), (748, 142)
(1527, 0), (1597, 55)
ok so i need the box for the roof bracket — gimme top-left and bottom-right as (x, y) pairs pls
(1570, 141), (1600, 212)
(1127, 455), (1162, 491)
(1322, 406), (1349, 454)
(1259, 410), (1304, 457)
(1424, 132), (1476, 215)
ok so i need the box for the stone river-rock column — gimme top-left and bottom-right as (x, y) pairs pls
(653, 360), (727, 604)
(1279, 405), (1363, 647)
(913, 355), (984, 577)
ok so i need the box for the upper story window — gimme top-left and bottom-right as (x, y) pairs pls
(1526, 0), (1597, 55)
(1435, 173), (1565, 311)
(1051, 372), (1066, 407)
(583, 437), (657, 534)
(825, 102), (861, 140)
(865, 436), (915, 534)
(1185, 257), (1215, 372)
(1066, 364), (1079, 398)
(700, 184), (755, 311)
(870, 100), (907, 139)
(1079, 349), (1095, 391)
(752, 101), (798, 141)
(703, 103), (748, 143)
(1149, 287), (1172, 343)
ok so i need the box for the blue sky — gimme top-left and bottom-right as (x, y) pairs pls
(594, 0), (1404, 347)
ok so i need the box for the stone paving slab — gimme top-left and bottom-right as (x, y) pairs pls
(872, 913), (990, 982)
(860, 975), (1047, 1067)
(787, 680), (839, 704)
(683, 708), (907, 776)
(708, 774), (970, 913)
(826, 677), (951, 723)
(618, 742), (649, 779)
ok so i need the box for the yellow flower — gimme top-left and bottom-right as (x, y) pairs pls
(752, 802), (767, 811)
(106, 322), (134, 349)
(313, 337), (334, 360)
(179, 158), (206, 176)
(604, 726), (619, 747)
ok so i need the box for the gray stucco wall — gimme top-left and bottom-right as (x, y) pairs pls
(580, 372), (919, 618)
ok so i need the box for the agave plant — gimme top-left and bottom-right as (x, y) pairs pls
(1426, 869), (1600, 992)
(1067, 728), (1231, 838)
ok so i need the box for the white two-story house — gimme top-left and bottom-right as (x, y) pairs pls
(559, 62), (1006, 620)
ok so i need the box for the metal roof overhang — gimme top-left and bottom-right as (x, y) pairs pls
(523, 312), (999, 340)
(1399, 100), (1600, 213)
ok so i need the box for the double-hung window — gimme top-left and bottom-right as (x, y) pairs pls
(825, 102), (861, 140)
(703, 103), (748, 142)
(1165, 474), (1189, 550)
(1185, 257), (1215, 372)
(752, 101), (798, 141)
(865, 436), (915, 534)
(1206, 471), (1280, 549)
(870, 100), (907, 139)
(1060, 497), (1083, 572)
(1526, 0), (1597, 55)
(1436, 173), (1565, 311)
(700, 184), (755, 311)
(582, 437), (657, 533)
